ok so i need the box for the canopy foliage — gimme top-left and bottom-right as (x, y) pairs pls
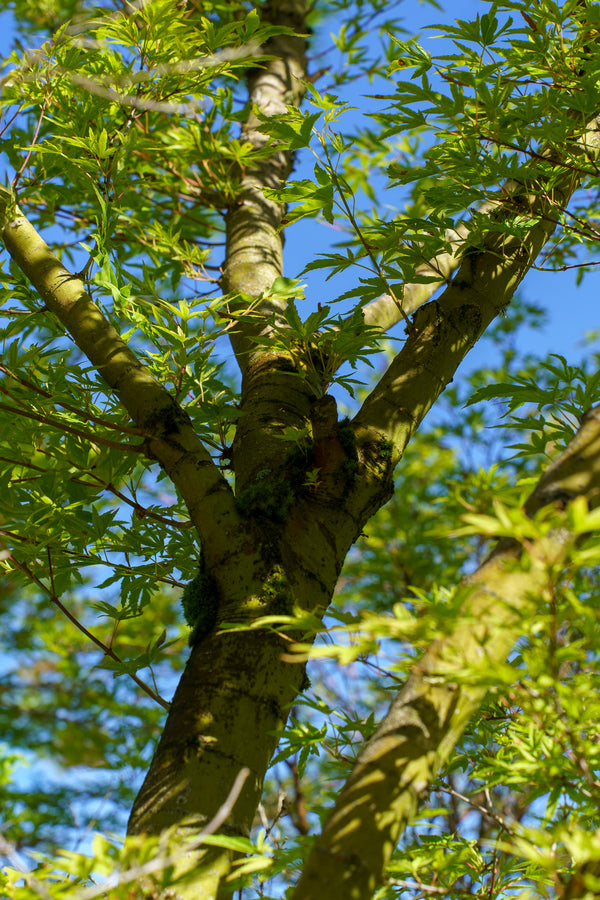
(2, 1), (600, 898)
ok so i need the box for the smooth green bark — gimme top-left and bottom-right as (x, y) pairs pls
(222, 0), (309, 370)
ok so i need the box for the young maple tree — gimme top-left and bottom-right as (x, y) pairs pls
(3, 1), (600, 898)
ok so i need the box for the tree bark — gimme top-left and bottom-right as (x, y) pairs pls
(3, 5), (600, 899)
(291, 405), (600, 900)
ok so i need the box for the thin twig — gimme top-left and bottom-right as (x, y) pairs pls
(12, 98), (48, 191)
(2, 441), (192, 529)
(0, 526), (184, 588)
(4, 547), (171, 710)
(386, 880), (452, 895)
(73, 471), (193, 529)
(437, 784), (511, 833)
(321, 136), (415, 333)
(0, 364), (147, 437)
(0, 401), (144, 453)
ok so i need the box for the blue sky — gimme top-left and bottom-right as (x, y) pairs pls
(285, 0), (600, 374)
(0, 0), (597, 372)
(1, 0), (598, 873)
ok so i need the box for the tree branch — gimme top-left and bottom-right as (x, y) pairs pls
(5, 547), (171, 710)
(291, 404), (600, 900)
(221, 0), (309, 371)
(360, 201), (498, 333)
(0, 191), (239, 560)
(351, 112), (600, 477)
(0, 400), (143, 453)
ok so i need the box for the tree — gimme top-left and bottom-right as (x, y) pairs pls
(2, 0), (600, 897)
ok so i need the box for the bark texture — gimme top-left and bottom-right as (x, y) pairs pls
(291, 405), (600, 900)
(2, 5), (600, 899)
